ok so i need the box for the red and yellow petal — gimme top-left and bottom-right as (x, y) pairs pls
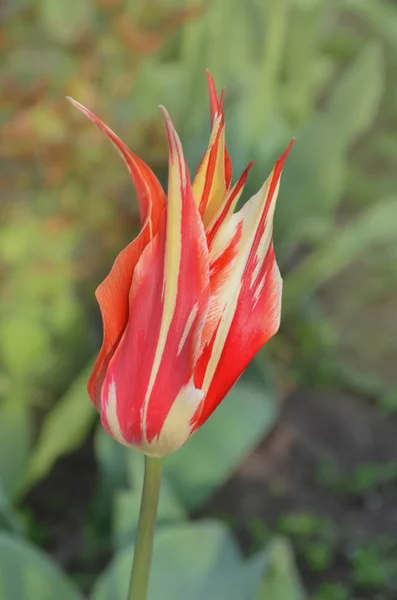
(199, 163), (253, 350)
(192, 112), (227, 227)
(193, 141), (294, 427)
(192, 72), (234, 227)
(205, 70), (232, 188)
(100, 110), (210, 456)
(68, 98), (166, 406)
(88, 229), (156, 408)
(67, 98), (165, 234)
(206, 161), (254, 245)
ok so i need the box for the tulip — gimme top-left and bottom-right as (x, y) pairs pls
(68, 73), (293, 458)
(69, 73), (294, 600)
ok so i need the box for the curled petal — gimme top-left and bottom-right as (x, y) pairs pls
(67, 97), (165, 235)
(68, 98), (166, 405)
(100, 109), (210, 456)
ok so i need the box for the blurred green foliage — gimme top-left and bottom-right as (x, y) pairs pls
(1, 0), (397, 598)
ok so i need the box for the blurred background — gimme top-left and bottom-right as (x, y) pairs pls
(0, 0), (397, 599)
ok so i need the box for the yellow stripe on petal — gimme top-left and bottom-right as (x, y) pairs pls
(192, 114), (227, 228)
(140, 107), (188, 442)
(192, 114), (222, 204)
(206, 162), (253, 243)
(201, 125), (227, 227)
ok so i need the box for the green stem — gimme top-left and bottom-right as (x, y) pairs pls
(128, 455), (162, 600)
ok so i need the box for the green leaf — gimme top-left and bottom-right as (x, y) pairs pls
(259, 537), (306, 600)
(163, 381), (278, 510)
(37, 0), (93, 44)
(0, 533), (83, 600)
(92, 520), (266, 600)
(26, 361), (96, 490)
(325, 42), (384, 146)
(0, 488), (24, 535)
(284, 196), (397, 310)
(0, 402), (30, 500)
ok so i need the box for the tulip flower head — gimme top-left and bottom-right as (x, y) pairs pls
(68, 74), (293, 457)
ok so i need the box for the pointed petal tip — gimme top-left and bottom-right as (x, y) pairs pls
(159, 105), (176, 129)
(280, 138), (296, 160)
(159, 105), (174, 140)
(274, 138), (296, 175)
(288, 137), (297, 149)
(66, 96), (81, 111)
(66, 96), (95, 121)
(158, 104), (172, 125)
(66, 96), (83, 109)
(219, 88), (225, 112)
(159, 105), (184, 170)
(206, 70), (218, 94)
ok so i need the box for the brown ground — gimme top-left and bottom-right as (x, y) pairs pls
(212, 389), (397, 598)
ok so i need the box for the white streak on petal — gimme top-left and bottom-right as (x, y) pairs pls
(253, 273), (266, 309)
(250, 178), (279, 290)
(105, 380), (127, 445)
(142, 381), (204, 457)
(202, 175), (279, 394)
(177, 302), (199, 356)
